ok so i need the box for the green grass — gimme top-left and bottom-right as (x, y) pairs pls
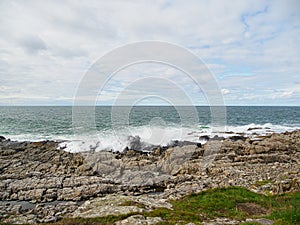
(118, 200), (147, 208)
(254, 179), (272, 186)
(268, 190), (300, 224)
(144, 187), (273, 224)
(1, 187), (299, 225)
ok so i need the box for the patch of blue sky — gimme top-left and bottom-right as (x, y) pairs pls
(240, 5), (269, 30)
(186, 44), (212, 51)
(220, 64), (254, 78)
(160, 0), (172, 10)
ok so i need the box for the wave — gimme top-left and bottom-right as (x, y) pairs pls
(59, 125), (201, 153)
(59, 123), (300, 153)
(3, 123), (299, 153)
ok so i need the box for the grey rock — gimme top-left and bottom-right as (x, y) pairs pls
(1, 130), (300, 224)
(246, 218), (274, 224)
(114, 215), (163, 225)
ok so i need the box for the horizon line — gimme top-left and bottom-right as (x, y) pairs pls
(0, 105), (299, 107)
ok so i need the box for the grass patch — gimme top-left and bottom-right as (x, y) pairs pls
(268, 191), (300, 224)
(118, 200), (147, 208)
(144, 187), (300, 224)
(1, 187), (299, 225)
(144, 186), (272, 224)
(254, 179), (272, 186)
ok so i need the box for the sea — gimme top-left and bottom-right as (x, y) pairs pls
(0, 106), (299, 152)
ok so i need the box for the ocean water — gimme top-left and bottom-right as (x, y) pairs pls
(0, 106), (299, 152)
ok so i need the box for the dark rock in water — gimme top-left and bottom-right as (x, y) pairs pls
(127, 135), (152, 152)
(196, 143), (202, 148)
(168, 140), (201, 148)
(124, 136), (161, 153)
(128, 135), (142, 151)
(248, 127), (262, 131)
(0, 136), (6, 142)
(199, 135), (210, 141)
(229, 136), (246, 142)
(161, 146), (169, 151)
(211, 135), (225, 141)
(143, 144), (160, 152)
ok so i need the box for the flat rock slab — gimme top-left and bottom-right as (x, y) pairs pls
(115, 215), (163, 225)
(70, 193), (172, 218)
(246, 218), (274, 225)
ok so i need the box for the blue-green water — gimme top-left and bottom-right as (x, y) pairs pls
(0, 106), (299, 152)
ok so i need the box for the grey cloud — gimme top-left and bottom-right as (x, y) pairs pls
(19, 35), (47, 54)
(53, 46), (88, 58)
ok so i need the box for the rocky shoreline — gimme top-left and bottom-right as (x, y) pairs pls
(0, 130), (299, 224)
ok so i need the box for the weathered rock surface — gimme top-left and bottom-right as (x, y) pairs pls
(202, 217), (274, 225)
(1, 130), (299, 224)
(114, 215), (163, 225)
(115, 215), (163, 225)
(70, 193), (172, 218)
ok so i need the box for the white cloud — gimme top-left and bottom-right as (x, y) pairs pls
(221, 89), (230, 95)
(0, 0), (299, 105)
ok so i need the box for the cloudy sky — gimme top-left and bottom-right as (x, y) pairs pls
(0, 0), (299, 106)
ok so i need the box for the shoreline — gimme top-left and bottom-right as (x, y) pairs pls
(0, 130), (299, 224)
(2, 121), (299, 153)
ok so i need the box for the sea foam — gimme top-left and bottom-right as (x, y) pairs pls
(3, 123), (298, 153)
(58, 123), (299, 153)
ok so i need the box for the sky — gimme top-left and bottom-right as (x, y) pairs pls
(0, 0), (299, 106)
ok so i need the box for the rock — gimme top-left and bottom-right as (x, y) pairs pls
(70, 193), (172, 219)
(127, 135), (147, 151)
(203, 217), (240, 224)
(115, 215), (163, 225)
(72, 196), (143, 218)
(199, 135), (210, 141)
(169, 140), (202, 148)
(3, 214), (38, 224)
(43, 216), (57, 223)
(210, 135), (225, 141)
(245, 218), (274, 224)
(229, 136), (246, 142)
(248, 127), (262, 131)
(152, 147), (163, 156)
(249, 149), (256, 155)
(1, 130), (300, 224)
(225, 131), (235, 134)
(0, 136), (6, 141)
